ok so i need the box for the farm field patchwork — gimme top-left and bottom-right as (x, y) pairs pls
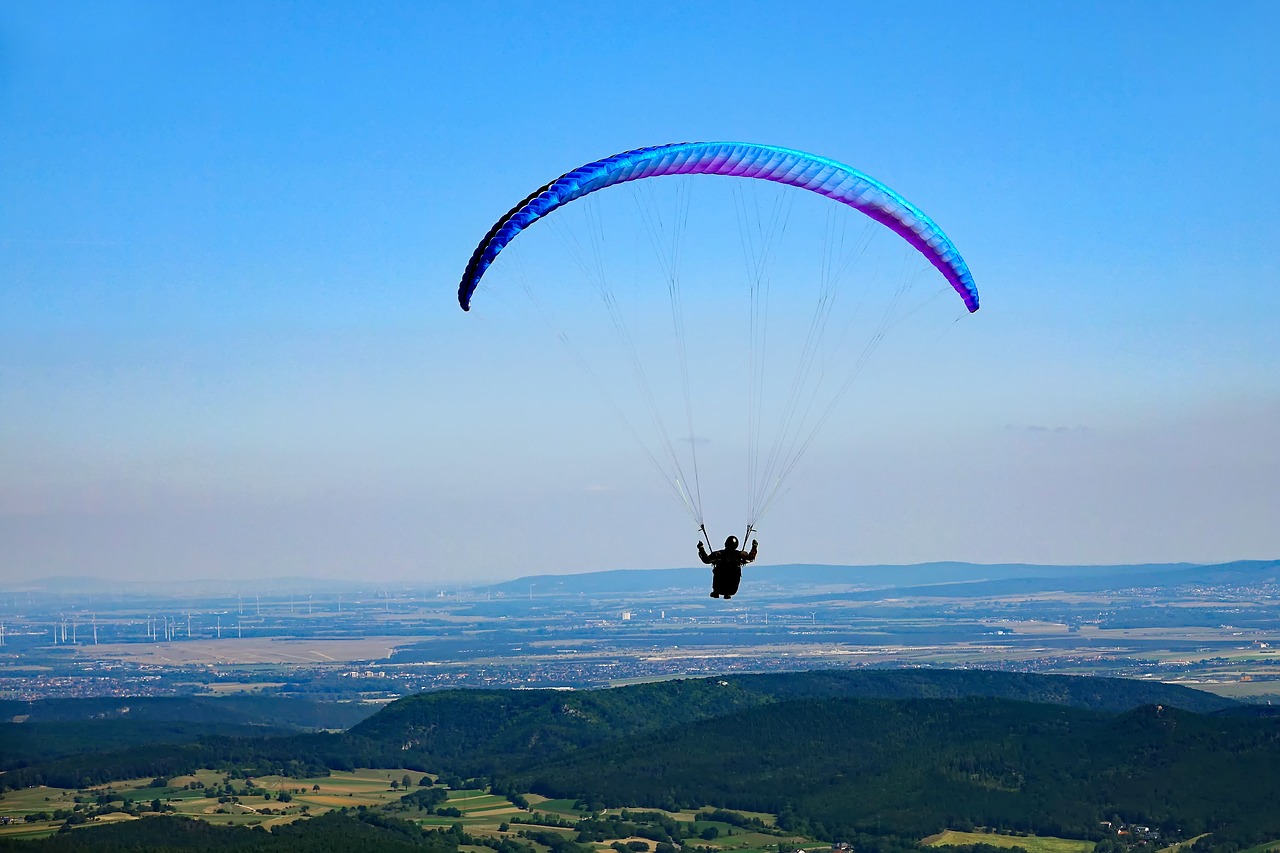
(1, 768), (1203, 853)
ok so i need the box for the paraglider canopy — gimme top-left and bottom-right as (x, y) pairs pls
(459, 141), (978, 314)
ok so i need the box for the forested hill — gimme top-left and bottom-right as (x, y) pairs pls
(0, 695), (377, 728)
(0, 671), (1233, 790)
(503, 697), (1280, 842)
(0, 696), (379, 772)
(5, 669), (1278, 850)
(349, 669), (1234, 773)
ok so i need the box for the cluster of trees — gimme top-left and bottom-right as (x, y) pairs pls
(517, 827), (595, 853)
(573, 810), (699, 845)
(508, 812), (575, 828)
(395, 786), (448, 812)
(694, 810), (770, 831)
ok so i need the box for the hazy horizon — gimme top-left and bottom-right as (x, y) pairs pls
(4, 556), (1276, 592)
(3, 2), (1277, 584)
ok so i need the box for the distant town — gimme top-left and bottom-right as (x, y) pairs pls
(3, 560), (1278, 704)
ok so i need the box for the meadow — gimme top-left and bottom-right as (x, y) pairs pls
(923, 830), (1095, 853)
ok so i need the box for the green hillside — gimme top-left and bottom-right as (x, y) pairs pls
(0, 695), (378, 728)
(348, 669), (1233, 775)
(502, 698), (1280, 842)
(0, 696), (379, 771)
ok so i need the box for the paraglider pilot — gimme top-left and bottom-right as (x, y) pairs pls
(698, 536), (758, 599)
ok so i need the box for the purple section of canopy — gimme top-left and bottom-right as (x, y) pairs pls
(459, 142), (977, 313)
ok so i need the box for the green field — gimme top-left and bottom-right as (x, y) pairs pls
(0, 823), (62, 841)
(1238, 841), (1280, 853)
(923, 830), (1095, 853)
(528, 797), (589, 817)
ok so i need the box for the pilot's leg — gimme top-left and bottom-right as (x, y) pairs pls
(723, 569), (742, 598)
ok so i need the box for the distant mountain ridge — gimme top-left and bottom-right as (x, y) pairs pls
(486, 558), (1278, 596)
(9, 559), (1276, 597)
(795, 558), (1280, 601)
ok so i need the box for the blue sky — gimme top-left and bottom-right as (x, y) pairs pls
(2, 1), (1277, 583)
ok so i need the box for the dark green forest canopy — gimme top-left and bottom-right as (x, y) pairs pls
(349, 669), (1234, 773)
(499, 696), (1280, 841)
(0, 670), (1237, 790)
(0, 696), (378, 772)
(0, 696), (378, 728)
(0, 719), (299, 770)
